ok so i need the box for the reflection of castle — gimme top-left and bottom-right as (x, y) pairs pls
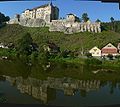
(8, 3), (101, 34)
(4, 76), (101, 103)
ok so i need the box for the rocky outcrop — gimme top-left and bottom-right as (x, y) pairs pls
(19, 18), (46, 27)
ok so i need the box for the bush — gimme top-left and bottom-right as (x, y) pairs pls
(30, 51), (38, 61)
(69, 52), (76, 58)
(85, 53), (92, 58)
(115, 55), (120, 59)
(37, 52), (50, 61)
(60, 50), (71, 58)
(107, 54), (113, 60)
(85, 58), (102, 65)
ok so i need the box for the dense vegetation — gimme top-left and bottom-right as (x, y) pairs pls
(0, 11), (120, 67)
(102, 19), (120, 34)
(0, 24), (120, 52)
(0, 12), (10, 25)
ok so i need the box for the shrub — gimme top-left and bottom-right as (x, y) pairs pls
(85, 52), (92, 58)
(17, 33), (37, 56)
(115, 55), (120, 59)
(30, 51), (38, 61)
(107, 54), (113, 60)
(60, 50), (71, 58)
(85, 58), (102, 65)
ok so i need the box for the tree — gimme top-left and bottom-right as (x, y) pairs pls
(110, 17), (114, 23)
(96, 19), (101, 23)
(110, 17), (114, 31)
(82, 13), (89, 22)
(17, 33), (36, 56)
(75, 17), (81, 22)
(0, 12), (10, 24)
(5, 16), (10, 22)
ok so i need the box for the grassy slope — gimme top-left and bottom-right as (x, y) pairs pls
(0, 24), (120, 51)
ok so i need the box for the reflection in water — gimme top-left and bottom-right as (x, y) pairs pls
(3, 75), (101, 104)
(1, 60), (120, 106)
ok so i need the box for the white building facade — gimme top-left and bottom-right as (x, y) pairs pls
(21, 3), (59, 23)
(89, 46), (101, 57)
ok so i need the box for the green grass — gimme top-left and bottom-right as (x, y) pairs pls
(0, 24), (120, 52)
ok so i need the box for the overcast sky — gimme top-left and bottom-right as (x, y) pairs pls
(0, 0), (119, 22)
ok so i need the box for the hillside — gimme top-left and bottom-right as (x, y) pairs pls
(0, 24), (120, 52)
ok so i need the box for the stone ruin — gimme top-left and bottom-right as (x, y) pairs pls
(49, 19), (101, 34)
(8, 15), (101, 34)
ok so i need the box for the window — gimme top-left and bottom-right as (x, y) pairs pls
(93, 49), (97, 51)
(108, 45), (111, 47)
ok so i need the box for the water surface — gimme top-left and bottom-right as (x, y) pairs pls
(0, 60), (120, 107)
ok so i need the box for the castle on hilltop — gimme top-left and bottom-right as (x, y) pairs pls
(21, 3), (59, 23)
(8, 2), (101, 34)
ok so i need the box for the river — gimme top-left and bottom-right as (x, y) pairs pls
(0, 59), (120, 107)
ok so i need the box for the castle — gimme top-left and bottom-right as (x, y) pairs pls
(8, 2), (101, 34)
(21, 3), (59, 23)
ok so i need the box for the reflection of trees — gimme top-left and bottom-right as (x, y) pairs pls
(118, 83), (120, 91)
(2, 60), (120, 101)
(0, 76), (6, 81)
(47, 87), (56, 102)
(1, 60), (120, 82)
(109, 82), (117, 94)
(80, 89), (86, 97)
(99, 81), (107, 88)
(0, 60), (31, 78)
(0, 96), (8, 104)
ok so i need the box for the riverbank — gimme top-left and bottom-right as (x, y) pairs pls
(49, 57), (120, 69)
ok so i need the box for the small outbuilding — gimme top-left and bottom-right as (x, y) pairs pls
(89, 46), (101, 57)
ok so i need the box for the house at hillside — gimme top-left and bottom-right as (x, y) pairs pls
(101, 43), (118, 56)
(89, 46), (101, 57)
(117, 43), (120, 53)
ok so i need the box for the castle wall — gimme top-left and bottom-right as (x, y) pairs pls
(49, 20), (101, 34)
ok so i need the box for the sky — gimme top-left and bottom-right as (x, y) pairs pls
(0, 0), (119, 22)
